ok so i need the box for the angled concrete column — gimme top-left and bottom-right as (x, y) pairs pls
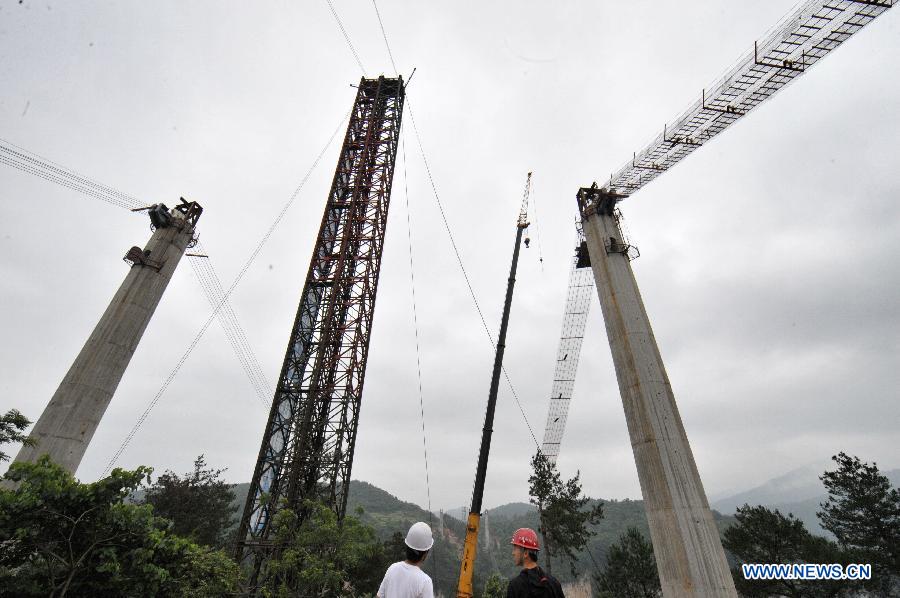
(10, 202), (201, 477)
(577, 187), (736, 598)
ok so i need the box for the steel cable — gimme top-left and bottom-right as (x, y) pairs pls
(188, 247), (272, 409)
(0, 138), (143, 209)
(406, 99), (540, 450)
(0, 139), (276, 422)
(324, 0), (367, 76)
(193, 243), (273, 398)
(400, 129), (439, 583)
(371, 0), (399, 76)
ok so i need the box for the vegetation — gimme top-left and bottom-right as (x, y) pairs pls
(723, 453), (899, 597)
(259, 500), (388, 597)
(8, 400), (893, 598)
(819, 452), (900, 595)
(0, 408), (34, 462)
(723, 504), (851, 597)
(528, 451), (604, 576)
(0, 456), (241, 597)
(141, 454), (238, 549)
(819, 454), (900, 562)
(482, 572), (509, 598)
(594, 527), (660, 598)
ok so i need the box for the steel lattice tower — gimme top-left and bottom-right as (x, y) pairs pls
(235, 76), (404, 581)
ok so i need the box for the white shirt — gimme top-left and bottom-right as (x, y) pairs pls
(377, 561), (434, 598)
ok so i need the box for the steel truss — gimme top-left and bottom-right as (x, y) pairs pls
(235, 76), (404, 583)
(606, 0), (894, 197)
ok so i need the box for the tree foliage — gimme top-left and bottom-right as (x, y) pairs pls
(818, 452), (900, 593)
(0, 409), (34, 462)
(722, 504), (855, 597)
(528, 451), (603, 576)
(482, 572), (509, 598)
(0, 456), (241, 597)
(594, 526), (660, 598)
(260, 500), (388, 597)
(142, 454), (237, 548)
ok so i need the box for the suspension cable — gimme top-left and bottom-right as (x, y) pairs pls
(401, 128), (439, 583)
(0, 137), (143, 210)
(194, 244), (273, 398)
(189, 243), (273, 408)
(371, 0), (399, 76)
(188, 253), (264, 404)
(406, 99), (539, 449)
(324, 0), (367, 76)
(1, 137), (278, 417)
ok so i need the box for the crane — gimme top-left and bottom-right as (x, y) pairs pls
(457, 172), (532, 598)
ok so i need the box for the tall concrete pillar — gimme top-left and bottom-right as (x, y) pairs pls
(577, 187), (736, 598)
(10, 201), (202, 476)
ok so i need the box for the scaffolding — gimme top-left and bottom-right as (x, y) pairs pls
(540, 223), (595, 463)
(606, 0), (895, 197)
(235, 76), (404, 587)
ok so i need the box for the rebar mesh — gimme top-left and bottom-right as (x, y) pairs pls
(607, 0), (894, 197)
(540, 226), (595, 462)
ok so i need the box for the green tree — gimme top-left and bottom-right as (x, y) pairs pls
(383, 530), (407, 563)
(529, 451), (603, 576)
(594, 527), (660, 598)
(142, 454), (237, 548)
(0, 409), (34, 462)
(483, 572), (508, 598)
(723, 504), (851, 598)
(818, 452), (900, 593)
(261, 500), (387, 597)
(0, 456), (241, 597)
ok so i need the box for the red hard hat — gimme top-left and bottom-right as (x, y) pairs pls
(510, 528), (540, 550)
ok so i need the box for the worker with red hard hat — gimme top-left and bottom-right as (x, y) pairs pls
(506, 528), (564, 598)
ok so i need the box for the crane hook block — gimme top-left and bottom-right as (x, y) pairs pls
(524, 237), (531, 248)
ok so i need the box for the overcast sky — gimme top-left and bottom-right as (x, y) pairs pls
(1, 1), (897, 514)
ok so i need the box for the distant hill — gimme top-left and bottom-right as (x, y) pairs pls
(711, 462), (830, 515)
(712, 466), (900, 538)
(228, 481), (465, 596)
(484, 501), (536, 520)
(224, 480), (734, 595)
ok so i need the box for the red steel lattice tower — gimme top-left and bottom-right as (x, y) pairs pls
(235, 76), (404, 583)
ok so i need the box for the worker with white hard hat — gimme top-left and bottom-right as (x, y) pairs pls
(377, 521), (435, 598)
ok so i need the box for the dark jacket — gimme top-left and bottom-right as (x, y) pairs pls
(506, 566), (564, 598)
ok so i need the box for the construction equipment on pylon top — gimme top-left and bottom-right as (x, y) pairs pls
(457, 172), (532, 598)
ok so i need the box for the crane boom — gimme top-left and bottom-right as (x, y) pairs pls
(457, 173), (532, 598)
(607, 0), (895, 198)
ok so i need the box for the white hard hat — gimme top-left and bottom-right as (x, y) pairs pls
(405, 522), (434, 552)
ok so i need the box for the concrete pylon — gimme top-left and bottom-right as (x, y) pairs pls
(9, 200), (202, 476)
(577, 187), (736, 598)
